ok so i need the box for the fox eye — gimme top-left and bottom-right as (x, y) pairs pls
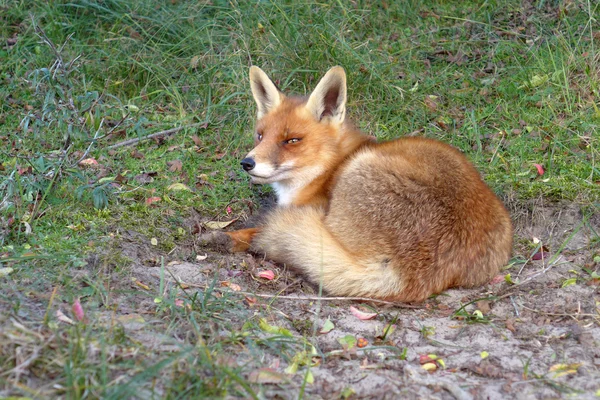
(256, 133), (263, 141)
(284, 138), (302, 144)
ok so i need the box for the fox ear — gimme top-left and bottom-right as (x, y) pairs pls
(249, 66), (282, 119)
(305, 66), (347, 124)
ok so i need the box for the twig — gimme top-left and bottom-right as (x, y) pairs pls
(106, 123), (204, 149)
(76, 118), (104, 164)
(162, 265), (423, 308)
(218, 289), (424, 308)
(510, 295), (520, 317)
(1, 333), (56, 379)
(521, 305), (598, 319)
(492, 258), (563, 300)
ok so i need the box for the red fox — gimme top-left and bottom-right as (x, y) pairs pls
(219, 66), (512, 302)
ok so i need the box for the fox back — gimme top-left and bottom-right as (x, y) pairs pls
(242, 66), (513, 302)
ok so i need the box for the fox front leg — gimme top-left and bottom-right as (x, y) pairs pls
(197, 227), (260, 253)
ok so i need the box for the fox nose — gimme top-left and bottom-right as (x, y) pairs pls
(240, 157), (255, 172)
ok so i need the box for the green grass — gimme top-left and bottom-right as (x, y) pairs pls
(1, 0), (599, 397)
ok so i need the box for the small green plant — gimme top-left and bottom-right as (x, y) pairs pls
(452, 298), (493, 324)
(420, 325), (436, 339)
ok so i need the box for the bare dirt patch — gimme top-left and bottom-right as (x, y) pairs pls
(112, 201), (599, 399)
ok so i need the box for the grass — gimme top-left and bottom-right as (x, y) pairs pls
(1, 0), (599, 398)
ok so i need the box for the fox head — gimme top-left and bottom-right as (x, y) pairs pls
(242, 66), (351, 204)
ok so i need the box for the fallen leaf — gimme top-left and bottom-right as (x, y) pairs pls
(110, 174), (125, 186)
(134, 172), (157, 184)
(338, 335), (357, 350)
(196, 253), (208, 261)
(505, 318), (516, 332)
(489, 274), (504, 285)
(79, 158), (99, 167)
(18, 165), (33, 175)
(221, 281), (242, 291)
(481, 351), (489, 359)
(533, 163), (545, 175)
(56, 309), (74, 325)
(134, 279), (150, 290)
(305, 369), (314, 384)
(145, 196), (161, 205)
(191, 135), (202, 146)
(529, 74), (549, 88)
(257, 270), (275, 280)
(258, 318), (293, 337)
(151, 238), (158, 246)
(190, 55), (200, 70)
(284, 349), (317, 374)
(131, 148), (145, 159)
(561, 278), (577, 287)
(248, 368), (288, 384)
(419, 354), (437, 364)
(204, 219), (236, 230)
(422, 362), (437, 372)
(505, 273), (515, 285)
(175, 299), (184, 307)
(319, 318), (335, 334)
(350, 306), (377, 320)
(532, 250), (550, 260)
(117, 314), (145, 327)
(167, 159), (183, 172)
(0, 267), (14, 278)
(549, 363), (582, 378)
(424, 95), (438, 112)
(167, 183), (191, 192)
(476, 300), (491, 314)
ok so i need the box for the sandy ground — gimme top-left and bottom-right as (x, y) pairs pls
(117, 200), (600, 399)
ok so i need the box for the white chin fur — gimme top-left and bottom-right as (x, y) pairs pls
(250, 162), (277, 178)
(248, 162), (294, 184)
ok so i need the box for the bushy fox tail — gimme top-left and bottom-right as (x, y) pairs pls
(253, 207), (406, 299)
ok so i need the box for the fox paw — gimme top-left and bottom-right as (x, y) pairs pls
(197, 230), (233, 252)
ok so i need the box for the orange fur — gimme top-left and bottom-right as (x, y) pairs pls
(230, 66), (513, 302)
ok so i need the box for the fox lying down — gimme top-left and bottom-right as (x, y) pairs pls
(216, 66), (512, 303)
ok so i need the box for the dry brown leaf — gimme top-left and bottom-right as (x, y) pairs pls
(130, 149), (145, 159)
(191, 135), (202, 146)
(476, 300), (491, 314)
(505, 318), (516, 332)
(167, 159), (183, 172)
(204, 219), (236, 230)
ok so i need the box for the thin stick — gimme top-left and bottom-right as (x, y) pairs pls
(106, 123), (204, 149)
(223, 290), (423, 308)
(492, 259), (565, 300)
(521, 305), (598, 319)
(163, 268), (424, 309)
